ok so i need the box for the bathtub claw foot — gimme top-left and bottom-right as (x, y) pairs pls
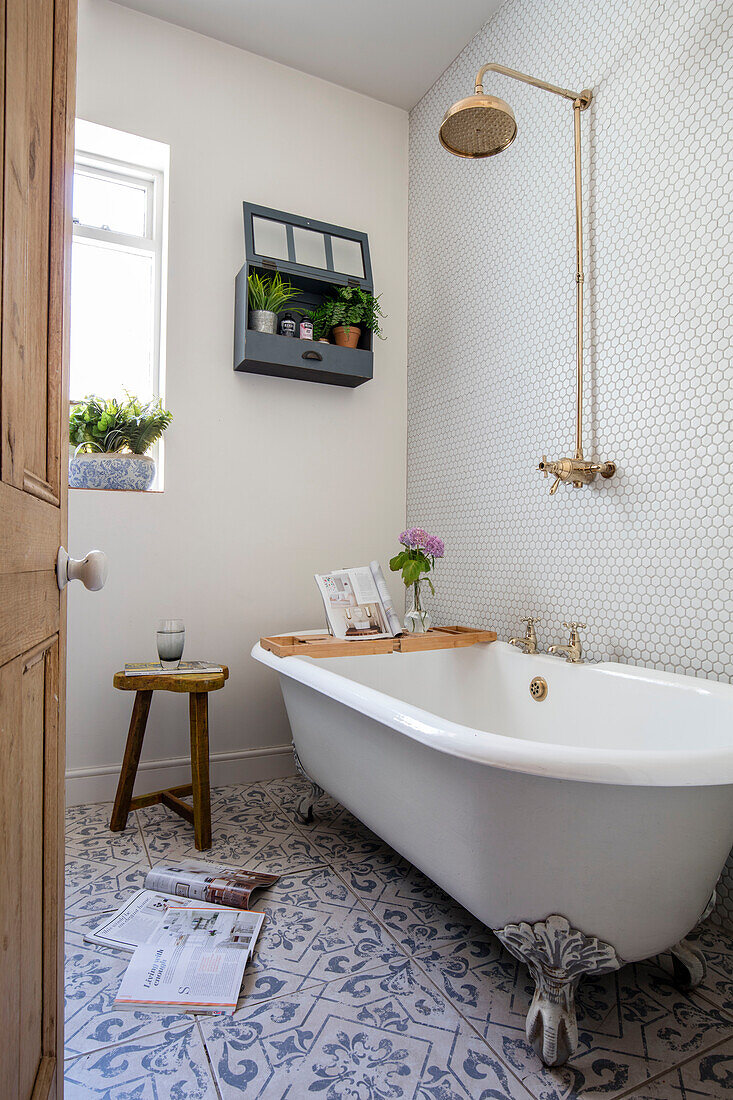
(292, 744), (324, 824)
(494, 914), (622, 1067)
(670, 938), (707, 990)
(526, 979), (579, 1067)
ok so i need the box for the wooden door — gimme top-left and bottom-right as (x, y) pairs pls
(0, 0), (77, 1097)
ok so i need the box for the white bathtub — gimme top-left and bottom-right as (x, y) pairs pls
(252, 638), (733, 1065)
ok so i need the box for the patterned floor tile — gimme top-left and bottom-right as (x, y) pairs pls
(656, 921), (733, 1020)
(299, 807), (398, 864)
(200, 957), (532, 1099)
(137, 797), (324, 871)
(262, 774), (342, 821)
(628, 1037), (733, 1097)
(65, 935), (183, 1058)
(63, 787), (733, 1099)
(65, 855), (151, 933)
(419, 938), (733, 1099)
(231, 865), (407, 1009)
(64, 1021), (218, 1098)
(264, 774), (398, 864)
(211, 781), (279, 808)
(336, 851), (494, 957)
(66, 802), (148, 865)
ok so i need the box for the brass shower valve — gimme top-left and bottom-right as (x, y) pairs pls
(538, 456), (616, 495)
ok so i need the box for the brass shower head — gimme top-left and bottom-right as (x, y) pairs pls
(439, 63), (592, 159)
(439, 93), (517, 158)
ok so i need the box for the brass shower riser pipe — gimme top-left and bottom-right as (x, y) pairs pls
(439, 63), (615, 494)
(573, 98), (584, 461)
(474, 64), (592, 463)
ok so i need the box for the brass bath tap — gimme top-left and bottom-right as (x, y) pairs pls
(548, 622), (585, 663)
(508, 617), (540, 654)
(538, 456), (616, 495)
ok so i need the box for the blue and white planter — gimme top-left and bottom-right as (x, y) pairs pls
(69, 452), (156, 491)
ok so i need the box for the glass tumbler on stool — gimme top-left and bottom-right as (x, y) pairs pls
(157, 619), (185, 669)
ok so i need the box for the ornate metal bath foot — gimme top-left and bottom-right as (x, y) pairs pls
(494, 914), (622, 1067)
(670, 938), (707, 990)
(669, 889), (716, 991)
(292, 744), (324, 824)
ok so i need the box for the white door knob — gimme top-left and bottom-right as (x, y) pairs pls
(57, 547), (109, 591)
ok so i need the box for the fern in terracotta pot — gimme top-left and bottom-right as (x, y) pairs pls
(308, 286), (385, 348)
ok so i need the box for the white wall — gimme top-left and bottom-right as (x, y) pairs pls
(408, 0), (732, 927)
(68, 0), (408, 802)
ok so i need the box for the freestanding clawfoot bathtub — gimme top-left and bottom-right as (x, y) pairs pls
(252, 638), (733, 1066)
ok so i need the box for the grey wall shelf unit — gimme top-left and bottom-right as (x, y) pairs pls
(234, 203), (374, 388)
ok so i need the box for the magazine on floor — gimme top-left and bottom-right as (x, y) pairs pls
(315, 560), (402, 639)
(83, 889), (257, 954)
(113, 905), (264, 1015)
(143, 858), (279, 909)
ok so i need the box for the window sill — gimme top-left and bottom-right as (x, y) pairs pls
(69, 486), (163, 493)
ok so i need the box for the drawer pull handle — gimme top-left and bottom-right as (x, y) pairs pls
(302, 350), (322, 361)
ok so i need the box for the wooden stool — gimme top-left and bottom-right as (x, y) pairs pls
(110, 666), (229, 850)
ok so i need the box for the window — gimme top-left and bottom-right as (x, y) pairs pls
(70, 120), (169, 482)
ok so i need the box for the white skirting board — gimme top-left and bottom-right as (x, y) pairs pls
(65, 743), (296, 806)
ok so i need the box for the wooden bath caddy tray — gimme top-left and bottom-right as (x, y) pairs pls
(260, 626), (496, 659)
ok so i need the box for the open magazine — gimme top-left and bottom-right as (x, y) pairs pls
(315, 560), (402, 639)
(114, 905), (264, 1015)
(84, 889), (251, 953)
(144, 858), (279, 910)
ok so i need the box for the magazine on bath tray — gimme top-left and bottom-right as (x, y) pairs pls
(315, 560), (403, 639)
(84, 859), (277, 1015)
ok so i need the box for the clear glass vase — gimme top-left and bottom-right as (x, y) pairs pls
(404, 579), (432, 634)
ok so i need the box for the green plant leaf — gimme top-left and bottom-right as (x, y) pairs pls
(248, 271), (302, 315)
(303, 285), (386, 342)
(69, 394), (172, 455)
(402, 559), (424, 585)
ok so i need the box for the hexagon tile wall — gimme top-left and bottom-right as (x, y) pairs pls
(408, 0), (732, 928)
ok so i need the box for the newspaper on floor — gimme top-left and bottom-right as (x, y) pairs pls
(113, 905), (264, 1015)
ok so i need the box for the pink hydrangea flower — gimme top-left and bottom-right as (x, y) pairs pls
(399, 527), (429, 549)
(424, 535), (444, 558)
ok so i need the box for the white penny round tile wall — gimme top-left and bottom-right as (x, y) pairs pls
(408, 0), (732, 927)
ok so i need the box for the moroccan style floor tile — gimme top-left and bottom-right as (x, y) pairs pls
(66, 802), (148, 865)
(419, 938), (733, 1100)
(336, 851), (494, 957)
(137, 800), (324, 871)
(264, 774), (399, 862)
(200, 957), (533, 1099)
(262, 774), (342, 821)
(211, 781), (280, 807)
(63, 786), (733, 1099)
(657, 921), (733, 1020)
(64, 935), (182, 1058)
(65, 855), (151, 927)
(297, 808), (398, 865)
(229, 865), (408, 1009)
(64, 1021), (219, 1098)
(627, 1037), (733, 1097)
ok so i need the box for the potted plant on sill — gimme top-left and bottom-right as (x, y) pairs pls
(308, 286), (385, 348)
(69, 395), (173, 491)
(248, 272), (302, 335)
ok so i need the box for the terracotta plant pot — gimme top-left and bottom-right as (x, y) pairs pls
(332, 325), (361, 349)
